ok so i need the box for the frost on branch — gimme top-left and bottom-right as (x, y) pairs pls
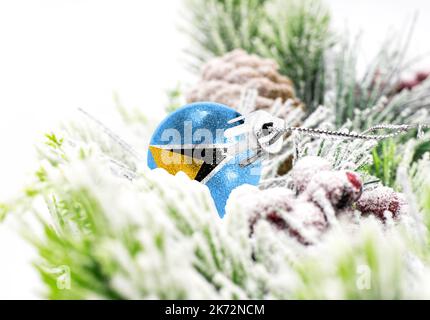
(6, 118), (430, 300)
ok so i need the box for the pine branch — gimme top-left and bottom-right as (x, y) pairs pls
(364, 140), (401, 188)
(3, 108), (429, 299)
(256, 0), (331, 112)
(183, 0), (270, 70)
(183, 0), (332, 112)
(326, 19), (422, 128)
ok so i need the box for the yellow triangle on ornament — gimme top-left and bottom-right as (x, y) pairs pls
(149, 146), (204, 180)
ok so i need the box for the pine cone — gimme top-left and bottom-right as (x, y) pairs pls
(187, 49), (300, 112)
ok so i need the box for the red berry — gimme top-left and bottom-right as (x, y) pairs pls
(266, 212), (288, 230)
(356, 186), (405, 221)
(396, 71), (430, 92)
(291, 156), (332, 192)
(346, 171), (362, 190)
(303, 170), (363, 210)
(246, 187), (327, 245)
(415, 71), (430, 82)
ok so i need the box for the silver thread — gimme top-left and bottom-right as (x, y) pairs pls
(262, 124), (429, 142)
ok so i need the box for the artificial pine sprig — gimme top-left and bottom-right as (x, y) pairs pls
(256, 0), (331, 112)
(184, 0), (332, 112)
(183, 0), (270, 70)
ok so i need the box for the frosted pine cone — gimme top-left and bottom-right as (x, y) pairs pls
(356, 186), (406, 221)
(187, 49), (299, 112)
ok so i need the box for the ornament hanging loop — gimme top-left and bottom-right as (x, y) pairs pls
(225, 109), (430, 167)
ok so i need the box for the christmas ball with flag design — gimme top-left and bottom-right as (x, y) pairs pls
(147, 102), (262, 217)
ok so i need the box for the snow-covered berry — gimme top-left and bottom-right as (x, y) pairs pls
(302, 170), (363, 210)
(244, 186), (296, 215)
(291, 156), (332, 192)
(356, 186), (406, 221)
(246, 187), (327, 245)
(396, 70), (430, 92)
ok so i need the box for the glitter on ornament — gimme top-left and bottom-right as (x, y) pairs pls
(147, 102), (262, 218)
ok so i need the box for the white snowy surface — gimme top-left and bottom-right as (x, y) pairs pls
(1, 0), (430, 299)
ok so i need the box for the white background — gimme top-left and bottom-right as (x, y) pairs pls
(0, 0), (429, 299)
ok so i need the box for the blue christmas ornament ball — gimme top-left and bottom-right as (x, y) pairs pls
(147, 102), (261, 217)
